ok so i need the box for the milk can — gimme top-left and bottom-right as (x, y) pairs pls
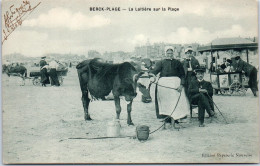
(136, 125), (150, 141)
(107, 119), (121, 137)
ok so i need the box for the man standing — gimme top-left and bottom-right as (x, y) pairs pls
(234, 51), (258, 96)
(39, 56), (50, 87)
(48, 59), (60, 86)
(182, 47), (200, 100)
(150, 48), (189, 129)
(189, 68), (215, 127)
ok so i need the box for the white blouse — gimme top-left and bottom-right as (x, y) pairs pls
(49, 60), (59, 69)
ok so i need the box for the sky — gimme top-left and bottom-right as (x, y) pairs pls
(1, 0), (258, 57)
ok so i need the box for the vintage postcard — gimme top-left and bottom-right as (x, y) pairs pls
(1, 0), (259, 164)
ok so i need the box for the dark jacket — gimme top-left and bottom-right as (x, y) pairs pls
(188, 79), (213, 98)
(40, 60), (47, 68)
(150, 59), (185, 85)
(235, 59), (255, 76)
(182, 56), (200, 75)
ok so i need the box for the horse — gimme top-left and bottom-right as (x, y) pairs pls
(2, 64), (28, 86)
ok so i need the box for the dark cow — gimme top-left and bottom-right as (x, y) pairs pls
(76, 58), (153, 125)
(129, 61), (153, 103)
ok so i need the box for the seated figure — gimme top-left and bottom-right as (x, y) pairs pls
(188, 68), (215, 127)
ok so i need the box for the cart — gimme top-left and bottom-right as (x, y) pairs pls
(29, 68), (68, 86)
(210, 72), (249, 96)
(197, 37), (258, 96)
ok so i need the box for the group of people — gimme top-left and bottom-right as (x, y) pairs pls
(40, 56), (60, 87)
(219, 59), (234, 73)
(217, 51), (258, 96)
(149, 47), (258, 128)
(150, 47), (214, 127)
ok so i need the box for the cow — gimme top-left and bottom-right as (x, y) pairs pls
(76, 58), (154, 125)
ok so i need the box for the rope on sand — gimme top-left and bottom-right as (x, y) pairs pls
(149, 90), (182, 134)
(64, 83), (182, 140)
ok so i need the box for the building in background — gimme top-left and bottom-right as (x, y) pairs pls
(134, 42), (199, 60)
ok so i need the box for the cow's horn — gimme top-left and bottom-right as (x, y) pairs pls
(148, 73), (156, 83)
(133, 74), (138, 82)
(133, 71), (144, 82)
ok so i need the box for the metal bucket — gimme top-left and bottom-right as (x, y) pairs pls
(136, 125), (150, 141)
(107, 120), (121, 137)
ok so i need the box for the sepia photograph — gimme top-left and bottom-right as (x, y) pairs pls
(1, 0), (259, 164)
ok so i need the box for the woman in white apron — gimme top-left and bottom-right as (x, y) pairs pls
(150, 48), (189, 129)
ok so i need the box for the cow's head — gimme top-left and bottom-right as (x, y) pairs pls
(118, 71), (145, 102)
(134, 72), (156, 103)
(119, 71), (142, 102)
(2, 64), (8, 73)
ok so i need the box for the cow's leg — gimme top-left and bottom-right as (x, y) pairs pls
(127, 100), (134, 125)
(82, 91), (91, 120)
(114, 96), (121, 119)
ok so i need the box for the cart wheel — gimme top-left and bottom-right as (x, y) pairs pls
(58, 76), (63, 85)
(239, 87), (247, 96)
(219, 89), (228, 95)
(214, 89), (219, 95)
(229, 82), (239, 95)
(33, 77), (41, 86)
(229, 82), (245, 96)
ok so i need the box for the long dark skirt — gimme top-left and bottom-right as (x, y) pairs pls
(184, 72), (197, 102)
(49, 68), (60, 86)
(248, 68), (258, 96)
(40, 68), (50, 85)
